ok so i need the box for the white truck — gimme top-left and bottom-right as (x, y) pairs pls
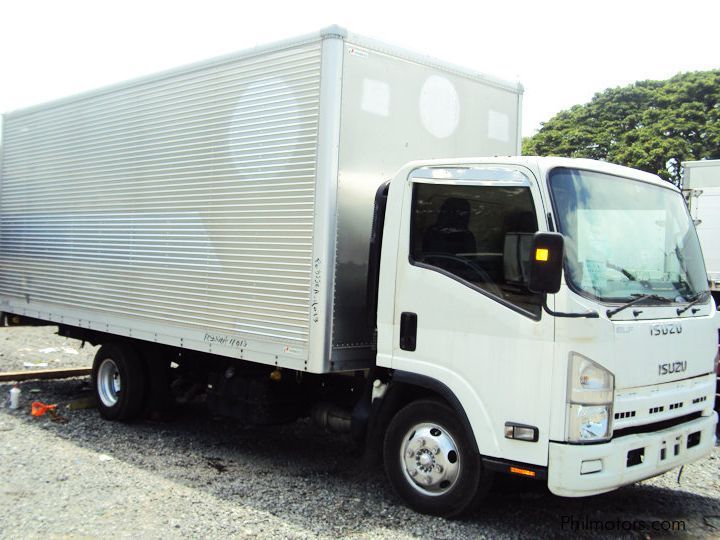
(0, 27), (717, 517)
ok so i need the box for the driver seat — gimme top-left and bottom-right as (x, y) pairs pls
(422, 197), (476, 255)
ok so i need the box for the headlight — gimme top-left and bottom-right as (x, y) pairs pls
(568, 404), (611, 442)
(566, 353), (614, 443)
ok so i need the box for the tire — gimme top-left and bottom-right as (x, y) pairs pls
(91, 343), (147, 421)
(383, 398), (491, 517)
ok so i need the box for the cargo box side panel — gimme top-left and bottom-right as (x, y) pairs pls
(693, 186), (720, 286)
(0, 42), (323, 368)
(684, 160), (720, 189)
(685, 161), (720, 288)
(331, 43), (521, 367)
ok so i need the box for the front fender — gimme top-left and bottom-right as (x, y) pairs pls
(363, 368), (500, 465)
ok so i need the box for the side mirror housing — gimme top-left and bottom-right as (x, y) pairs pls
(528, 232), (564, 294)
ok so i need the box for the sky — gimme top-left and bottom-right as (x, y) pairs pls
(0, 0), (718, 139)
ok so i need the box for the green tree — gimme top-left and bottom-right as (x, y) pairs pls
(522, 70), (720, 184)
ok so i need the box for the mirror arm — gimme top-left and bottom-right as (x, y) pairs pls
(542, 295), (599, 319)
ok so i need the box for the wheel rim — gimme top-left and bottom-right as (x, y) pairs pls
(400, 422), (461, 496)
(97, 358), (121, 407)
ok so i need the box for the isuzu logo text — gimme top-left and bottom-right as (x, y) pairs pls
(658, 361), (687, 375)
(649, 323), (682, 336)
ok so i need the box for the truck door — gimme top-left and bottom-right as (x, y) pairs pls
(391, 165), (555, 466)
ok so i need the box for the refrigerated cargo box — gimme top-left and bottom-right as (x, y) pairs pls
(0, 26), (522, 373)
(683, 159), (720, 293)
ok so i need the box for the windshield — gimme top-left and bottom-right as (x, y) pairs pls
(549, 167), (708, 303)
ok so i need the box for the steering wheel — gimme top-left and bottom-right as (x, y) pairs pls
(603, 261), (652, 289)
(418, 253), (503, 298)
(604, 262), (633, 281)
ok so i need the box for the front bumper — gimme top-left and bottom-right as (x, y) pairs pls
(547, 412), (717, 497)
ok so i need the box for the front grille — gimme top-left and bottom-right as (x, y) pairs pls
(613, 411), (702, 439)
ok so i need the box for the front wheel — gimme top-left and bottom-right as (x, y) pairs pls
(383, 399), (491, 517)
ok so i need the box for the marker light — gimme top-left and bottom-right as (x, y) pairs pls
(535, 248), (549, 262)
(504, 422), (539, 442)
(509, 467), (536, 478)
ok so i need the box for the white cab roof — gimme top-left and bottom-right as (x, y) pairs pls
(401, 156), (676, 191)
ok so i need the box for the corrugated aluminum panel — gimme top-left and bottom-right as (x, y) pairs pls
(0, 42), (322, 347)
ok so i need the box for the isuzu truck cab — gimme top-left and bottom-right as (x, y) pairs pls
(368, 156), (717, 514)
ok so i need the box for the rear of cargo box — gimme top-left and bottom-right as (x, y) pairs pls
(0, 27), (522, 374)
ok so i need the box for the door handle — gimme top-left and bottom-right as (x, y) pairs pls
(400, 312), (417, 351)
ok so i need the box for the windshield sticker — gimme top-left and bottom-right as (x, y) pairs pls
(584, 259), (607, 291)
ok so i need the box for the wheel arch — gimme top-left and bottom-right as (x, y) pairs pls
(392, 371), (479, 454)
(364, 370), (482, 464)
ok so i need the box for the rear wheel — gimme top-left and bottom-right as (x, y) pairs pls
(383, 399), (491, 517)
(92, 344), (146, 421)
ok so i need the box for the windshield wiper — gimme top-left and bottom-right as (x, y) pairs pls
(606, 294), (672, 319)
(676, 290), (710, 316)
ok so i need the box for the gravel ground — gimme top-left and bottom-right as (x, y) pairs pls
(0, 326), (96, 372)
(1, 327), (719, 539)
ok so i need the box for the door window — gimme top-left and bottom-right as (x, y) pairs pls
(410, 183), (542, 318)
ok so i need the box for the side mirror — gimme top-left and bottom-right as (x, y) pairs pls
(528, 232), (564, 294)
